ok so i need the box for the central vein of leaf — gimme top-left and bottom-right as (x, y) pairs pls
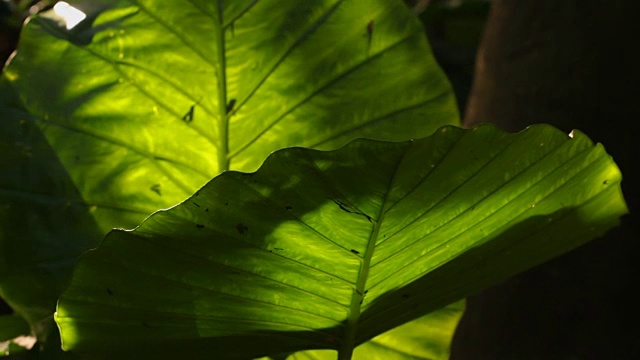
(338, 202), (388, 360)
(216, 1), (229, 173)
(338, 149), (408, 360)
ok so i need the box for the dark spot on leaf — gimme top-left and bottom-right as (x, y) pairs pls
(226, 98), (236, 114)
(205, 208), (209, 212)
(192, 201), (200, 207)
(225, 201), (229, 206)
(107, 288), (113, 296)
(402, 293), (410, 299)
(332, 198), (373, 221)
(603, 180), (608, 185)
(273, 247), (284, 251)
(359, 299), (363, 305)
(236, 223), (248, 235)
(196, 224), (205, 228)
(367, 20), (374, 35)
(150, 184), (162, 196)
(364, 290), (369, 295)
(350, 249), (360, 255)
(285, 205), (293, 211)
(182, 105), (194, 122)
(195, 191), (200, 196)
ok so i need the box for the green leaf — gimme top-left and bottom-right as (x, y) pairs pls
(0, 314), (30, 342)
(0, 0), (458, 340)
(55, 125), (627, 358)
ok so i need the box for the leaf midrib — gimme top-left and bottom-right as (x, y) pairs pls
(338, 143), (412, 359)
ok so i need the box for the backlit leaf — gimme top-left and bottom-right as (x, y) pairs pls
(55, 125), (627, 358)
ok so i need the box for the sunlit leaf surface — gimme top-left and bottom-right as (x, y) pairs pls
(0, 0), (458, 339)
(56, 125), (627, 358)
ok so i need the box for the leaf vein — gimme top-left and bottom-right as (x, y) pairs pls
(229, 19), (418, 160)
(369, 142), (598, 289)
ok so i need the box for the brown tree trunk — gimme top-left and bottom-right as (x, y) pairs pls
(452, 0), (639, 358)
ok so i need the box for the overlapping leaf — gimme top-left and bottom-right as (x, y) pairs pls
(0, 0), (458, 339)
(55, 125), (627, 358)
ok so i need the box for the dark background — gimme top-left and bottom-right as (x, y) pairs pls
(422, 1), (639, 359)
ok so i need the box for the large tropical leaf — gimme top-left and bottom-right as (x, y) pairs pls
(55, 124), (627, 359)
(0, 0), (458, 339)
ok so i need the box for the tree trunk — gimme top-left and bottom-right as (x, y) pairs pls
(452, 0), (639, 358)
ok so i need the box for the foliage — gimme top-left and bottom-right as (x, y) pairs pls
(0, 0), (627, 359)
